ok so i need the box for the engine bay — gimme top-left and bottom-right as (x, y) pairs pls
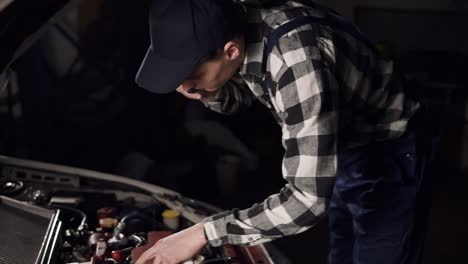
(1, 181), (225, 264)
(0, 157), (275, 264)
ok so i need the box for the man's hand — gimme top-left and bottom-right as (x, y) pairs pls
(135, 223), (207, 264)
(176, 81), (218, 102)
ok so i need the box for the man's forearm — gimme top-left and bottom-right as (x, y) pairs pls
(202, 184), (329, 247)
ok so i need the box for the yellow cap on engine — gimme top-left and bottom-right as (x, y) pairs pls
(99, 217), (118, 229)
(162, 209), (180, 218)
(162, 210), (180, 231)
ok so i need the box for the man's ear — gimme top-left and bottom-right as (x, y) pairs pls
(223, 41), (241, 61)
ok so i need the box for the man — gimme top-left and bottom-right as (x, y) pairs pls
(135, 0), (425, 263)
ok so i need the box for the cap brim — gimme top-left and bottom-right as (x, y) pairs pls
(135, 47), (200, 93)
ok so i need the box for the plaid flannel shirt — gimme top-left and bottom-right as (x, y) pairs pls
(203, 0), (420, 247)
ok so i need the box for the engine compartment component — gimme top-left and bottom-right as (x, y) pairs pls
(0, 179), (24, 195)
(0, 156), (279, 264)
(50, 192), (207, 264)
(0, 196), (62, 264)
(162, 209), (181, 231)
(0, 183), (260, 264)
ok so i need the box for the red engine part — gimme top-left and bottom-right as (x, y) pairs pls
(97, 207), (118, 221)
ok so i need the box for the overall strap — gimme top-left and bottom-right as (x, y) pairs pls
(262, 15), (376, 73)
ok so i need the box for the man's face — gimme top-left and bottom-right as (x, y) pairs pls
(176, 37), (245, 101)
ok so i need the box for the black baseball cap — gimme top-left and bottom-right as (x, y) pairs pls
(135, 0), (240, 93)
